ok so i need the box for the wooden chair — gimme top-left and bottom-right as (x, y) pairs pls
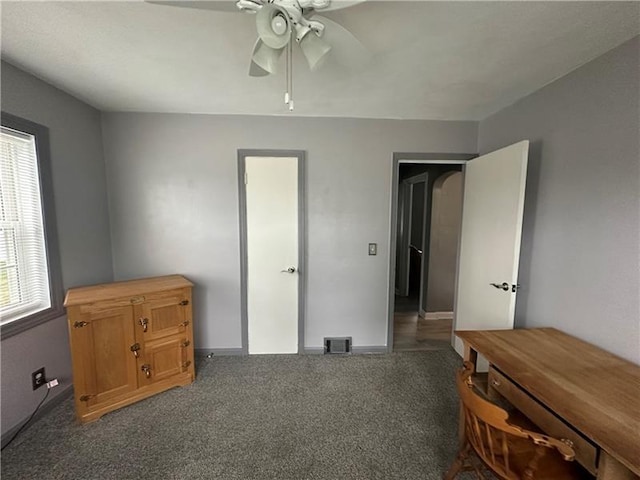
(445, 362), (588, 480)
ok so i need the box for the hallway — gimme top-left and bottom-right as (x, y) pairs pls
(393, 295), (453, 352)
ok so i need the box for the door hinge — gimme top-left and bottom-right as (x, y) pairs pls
(512, 284), (521, 293)
(74, 321), (89, 328)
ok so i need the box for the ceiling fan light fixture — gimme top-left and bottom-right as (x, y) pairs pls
(251, 40), (284, 75)
(299, 31), (332, 71)
(256, 4), (292, 49)
(294, 23), (312, 43)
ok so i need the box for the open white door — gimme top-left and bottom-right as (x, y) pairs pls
(453, 141), (529, 357)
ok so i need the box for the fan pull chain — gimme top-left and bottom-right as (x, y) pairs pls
(284, 42), (290, 106)
(285, 34), (294, 111)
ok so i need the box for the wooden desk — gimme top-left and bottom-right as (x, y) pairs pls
(456, 328), (640, 480)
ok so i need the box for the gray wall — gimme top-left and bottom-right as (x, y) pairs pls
(478, 37), (640, 363)
(101, 114), (477, 351)
(1, 61), (113, 435)
(426, 171), (462, 312)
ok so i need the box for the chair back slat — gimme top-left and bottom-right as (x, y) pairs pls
(484, 422), (496, 465)
(501, 431), (510, 473)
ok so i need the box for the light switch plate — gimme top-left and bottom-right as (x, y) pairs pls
(368, 243), (377, 256)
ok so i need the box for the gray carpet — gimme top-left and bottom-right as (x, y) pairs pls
(1, 350), (467, 480)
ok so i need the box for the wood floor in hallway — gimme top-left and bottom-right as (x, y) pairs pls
(393, 295), (453, 352)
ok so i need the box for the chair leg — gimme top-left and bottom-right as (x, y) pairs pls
(444, 441), (472, 480)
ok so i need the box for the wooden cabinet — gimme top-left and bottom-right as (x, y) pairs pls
(64, 275), (195, 424)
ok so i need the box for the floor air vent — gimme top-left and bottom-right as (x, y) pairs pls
(324, 337), (352, 354)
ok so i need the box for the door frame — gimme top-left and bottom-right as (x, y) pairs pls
(238, 149), (306, 355)
(387, 152), (476, 353)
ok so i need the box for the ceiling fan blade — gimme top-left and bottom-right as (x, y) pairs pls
(312, 15), (371, 69)
(251, 39), (284, 75)
(249, 39), (271, 76)
(249, 60), (270, 77)
(317, 0), (366, 12)
(144, 1), (241, 13)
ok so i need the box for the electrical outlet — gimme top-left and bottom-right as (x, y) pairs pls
(32, 367), (46, 390)
(368, 243), (377, 256)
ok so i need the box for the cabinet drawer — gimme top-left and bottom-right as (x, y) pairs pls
(488, 366), (598, 475)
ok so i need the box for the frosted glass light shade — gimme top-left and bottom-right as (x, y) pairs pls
(256, 4), (292, 49)
(299, 32), (332, 71)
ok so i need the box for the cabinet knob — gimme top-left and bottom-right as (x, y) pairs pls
(179, 300), (189, 306)
(74, 321), (89, 328)
(141, 364), (152, 378)
(181, 340), (190, 348)
(138, 317), (149, 332)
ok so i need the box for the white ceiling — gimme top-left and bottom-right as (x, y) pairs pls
(1, 1), (638, 120)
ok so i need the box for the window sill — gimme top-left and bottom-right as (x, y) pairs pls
(0, 304), (65, 340)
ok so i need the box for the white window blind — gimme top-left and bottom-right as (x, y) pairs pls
(0, 126), (51, 325)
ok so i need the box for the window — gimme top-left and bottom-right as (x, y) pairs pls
(0, 113), (62, 338)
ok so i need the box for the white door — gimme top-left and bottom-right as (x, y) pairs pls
(453, 141), (529, 356)
(246, 156), (298, 354)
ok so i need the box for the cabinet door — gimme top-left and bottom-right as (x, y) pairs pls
(69, 304), (138, 409)
(138, 336), (191, 385)
(135, 289), (190, 341)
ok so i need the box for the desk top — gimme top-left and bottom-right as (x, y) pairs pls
(456, 328), (640, 475)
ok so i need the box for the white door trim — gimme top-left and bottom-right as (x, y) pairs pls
(387, 153), (476, 353)
(238, 150), (306, 354)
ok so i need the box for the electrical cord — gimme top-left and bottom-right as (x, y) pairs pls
(1, 385), (50, 451)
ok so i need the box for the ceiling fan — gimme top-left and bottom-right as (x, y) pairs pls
(146, 0), (370, 110)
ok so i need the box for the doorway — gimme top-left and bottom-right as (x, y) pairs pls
(238, 150), (306, 354)
(388, 155), (472, 352)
